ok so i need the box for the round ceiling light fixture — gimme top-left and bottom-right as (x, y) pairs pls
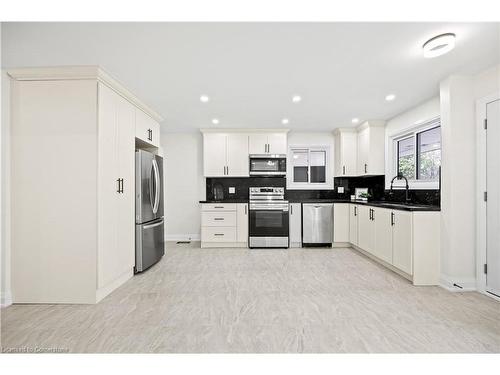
(351, 118), (360, 124)
(423, 33), (456, 58)
(282, 118), (290, 125)
(385, 94), (396, 102)
(292, 95), (302, 103)
(211, 118), (219, 125)
(200, 95), (210, 103)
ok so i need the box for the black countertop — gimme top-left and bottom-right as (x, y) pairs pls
(199, 199), (249, 204)
(290, 199), (440, 211)
(200, 199), (440, 211)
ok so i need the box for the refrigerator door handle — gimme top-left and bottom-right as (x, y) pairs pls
(149, 162), (155, 212)
(152, 158), (160, 214)
(143, 219), (164, 230)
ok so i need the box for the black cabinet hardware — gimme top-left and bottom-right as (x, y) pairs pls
(364, 163), (367, 173)
(116, 178), (121, 193)
(214, 233), (224, 236)
(354, 206), (357, 216)
(147, 128), (152, 141)
(343, 166), (345, 175)
(214, 218), (224, 221)
(391, 212), (395, 226)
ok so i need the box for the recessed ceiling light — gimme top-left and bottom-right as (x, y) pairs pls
(282, 118), (290, 125)
(200, 95), (210, 103)
(211, 118), (219, 125)
(351, 118), (360, 124)
(292, 95), (302, 103)
(423, 33), (456, 58)
(385, 94), (396, 102)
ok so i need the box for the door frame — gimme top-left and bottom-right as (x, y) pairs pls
(476, 91), (500, 301)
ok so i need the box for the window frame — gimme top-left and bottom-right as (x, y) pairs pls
(390, 117), (441, 190)
(287, 145), (333, 190)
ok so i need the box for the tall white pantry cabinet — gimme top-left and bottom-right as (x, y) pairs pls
(9, 67), (163, 304)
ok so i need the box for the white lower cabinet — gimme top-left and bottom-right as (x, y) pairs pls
(349, 204), (440, 285)
(349, 204), (359, 246)
(372, 207), (393, 264)
(392, 210), (413, 275)
(289, 203), (302, 247)
(357, 205), (373, 252)
(201, 203), (248, 247)
(333, 203), (350, 243)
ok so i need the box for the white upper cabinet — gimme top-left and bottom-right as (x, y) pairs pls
(136, 108), (160, 147)
(334, 129), (357, 177)
(226, 133), (250, 176)
(202, 132), (249, 177)
(249, 132), (287, 155)
(203, 133), (227, 177)
(356, 121), (385, 175)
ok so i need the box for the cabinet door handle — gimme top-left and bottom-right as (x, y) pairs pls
(120, 178), (124, 193)
(214, 206), (224, 209)
(227, 166), (229, 175)
(372, 209), (375, 221)
(245, 205), (247, 215)
(364, 164), (367, 174)
(343, 166), (345, 175)
(147, 128), (152, 141)
(354, 206), (357, 216)
(214, 218), (224, 221)
(117, 178), (121, 193)
(214, 233), (224, 236)
(391, 212), (395, 226)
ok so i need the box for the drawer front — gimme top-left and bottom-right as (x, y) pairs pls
(201, 203), (237, 212)
(201, 227), (236, 242)
(201, 211), (237, 227)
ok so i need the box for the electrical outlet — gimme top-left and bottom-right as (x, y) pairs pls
(229, 187), (236, 194)
(338, 186), (345, 194)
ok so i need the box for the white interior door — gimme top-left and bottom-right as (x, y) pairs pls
(486, 99), (500, 297)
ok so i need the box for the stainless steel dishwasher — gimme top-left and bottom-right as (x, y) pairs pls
(302, 203), (333, 247)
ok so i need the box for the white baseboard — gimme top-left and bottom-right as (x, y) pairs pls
(165, 234), (200, 242)
(439, 274), (477, 292)
(1, 290), (13, 308)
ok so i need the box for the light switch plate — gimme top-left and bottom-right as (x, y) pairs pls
(229, 187), (236, 194)
(337, 186), (345, 194)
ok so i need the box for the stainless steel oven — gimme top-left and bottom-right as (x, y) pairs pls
(249, 155), (286, 176)
(249, 187), (289, 248)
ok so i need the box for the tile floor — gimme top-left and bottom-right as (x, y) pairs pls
(2, 242), (500, 353)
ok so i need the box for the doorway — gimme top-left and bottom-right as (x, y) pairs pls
(486, 98), (500, 298)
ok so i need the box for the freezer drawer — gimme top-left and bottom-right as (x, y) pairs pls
(302, 203), (333, 246)
(135, 218), (165, 273)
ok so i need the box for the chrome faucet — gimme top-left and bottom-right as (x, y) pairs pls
(390, 173), (411, 203)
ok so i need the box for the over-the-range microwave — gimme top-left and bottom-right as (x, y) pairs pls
(249, 154), (287, 176)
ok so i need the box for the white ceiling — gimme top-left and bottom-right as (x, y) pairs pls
(2, 22), (499, 132)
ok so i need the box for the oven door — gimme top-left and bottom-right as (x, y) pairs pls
(249, 156), (286, 176)
(249, 202), (289, 248)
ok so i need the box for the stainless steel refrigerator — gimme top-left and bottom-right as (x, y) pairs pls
(135, 150), (165, 272)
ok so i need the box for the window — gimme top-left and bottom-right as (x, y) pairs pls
(288, 146), (332, 189)
(394, 118), (441, 184)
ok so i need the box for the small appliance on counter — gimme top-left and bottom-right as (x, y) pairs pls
(249, 154), (286, 176)
(355, 188), (369, 202)
(135, 150), (165, 273)
(248, 187), (289, 248)
(212, 182), (224, 201)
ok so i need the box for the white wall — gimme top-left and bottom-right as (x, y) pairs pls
(1, 69), (12, 306)
(384, 97), (440, 189)
(439, 64), (500, 291)
(161, 132), (205, 241)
